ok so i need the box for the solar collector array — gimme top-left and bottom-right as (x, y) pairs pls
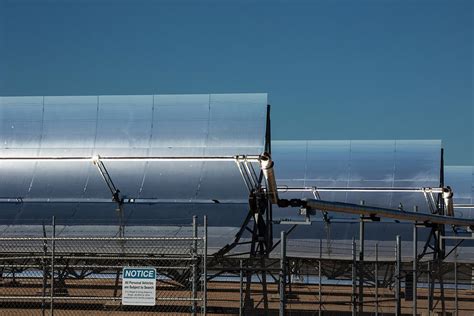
(0, 94), (267, 228)
(1, 94), (472, 258)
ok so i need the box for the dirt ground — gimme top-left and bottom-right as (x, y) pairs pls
(1, 278), (473, 315)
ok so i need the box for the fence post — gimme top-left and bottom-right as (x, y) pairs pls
(359, 209), (365, 314)
(413, 213), (418, 316)
(352, 238), (357, 316)
(280, 231), (286, 316)
(319, 239), (322, 316)
(395, 235), (401, 316)
(203, 215), (207, 316)
(375, 242), (378, 316)
(427, 261), (431, 315)
(42, 223), (48, 316)
(192, 215), (197, 316)
(50, 216), (56, 316)
(239, 259), (243, 316)
(454, 249), (458, 316)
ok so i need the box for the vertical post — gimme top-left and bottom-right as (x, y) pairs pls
(359, 207), (365, 313)
(427, 261), (431, 315)
(471, 265), (474, 290)
(280, 231), (286, 316)
(319, 239), (322, 316)
(50, 216), (56, 316)
(239, 260), (244, 316)
(375, 242), (379, 316)
(192, 215), (197, 316)
(454, 249), (458, 316)
(413, 211), (418, 316)
(41, 223), (48, 316)
(395, 235), (401, 316)
(203, 216), (207, 316)
(352, 238), (357, 316)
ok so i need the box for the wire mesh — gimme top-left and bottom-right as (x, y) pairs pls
(0, 219), (207, 315)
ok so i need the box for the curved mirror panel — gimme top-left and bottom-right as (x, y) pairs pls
(0, 94), (266, 229)
(445, 166), (474, 219)
(273, 140), (441, 223)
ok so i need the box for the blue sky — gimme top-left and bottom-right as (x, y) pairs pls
(0, 0), (472, 165)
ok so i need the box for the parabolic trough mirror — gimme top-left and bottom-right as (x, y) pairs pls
(0, 94), (473, 259)
(0, 94), (267, 252)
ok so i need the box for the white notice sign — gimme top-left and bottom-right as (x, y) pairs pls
(122, 267), (157, 306)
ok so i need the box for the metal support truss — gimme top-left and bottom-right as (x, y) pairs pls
(418, 149), (447, 314)
(418, 222), (447, 314)
(211, 105), (286, 314)
(92, 155), (125, 238)
(213, 106), (276, 261)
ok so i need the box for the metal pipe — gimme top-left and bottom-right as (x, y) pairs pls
(305, 199), (474, 227)
(41, 225), (48, 316)
(0, 296), (200, 301)
(352, 238), (357, 316)
(359, 210), (365, 314)
(50, 216), (55, 316)
(0, 264), (204, 269)
(235, 160), (254, 193)
(0, 197), (248, 204)
(375, 242), (379, 316)
(395, 235), (401, 316)
(443, 187), (454, 216)
(192, 216), (197, 316)
(427, 261), (431, 315)
(0, 255), (196, 261)
(453, 204), (474, 208)
(441, 236), (474, 240)
(0, 155), (261, 162)
(203, 215), (208, 316)
(260, 152), (279, 204)
(0, 296), (123, 301)
(279, 186), (445, 193)
(0, 236), (201, 241)
(0, 255), (196, 260)
(319, 239), (322, 316)
(280, 230), (286, 316)
(413, 216), (418, 316)
(454, 250), (458, 316)
(239, 259), (243, 316)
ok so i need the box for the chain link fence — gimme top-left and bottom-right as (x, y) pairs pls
(209, 235), (474, 316)
(2, 220), (474, 315)
(0, 217), (207, 315)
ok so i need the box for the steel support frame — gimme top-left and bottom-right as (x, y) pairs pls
(419, 223), (447, 315)
(209, 104), (276, 315)
(417, 148), (447, 315)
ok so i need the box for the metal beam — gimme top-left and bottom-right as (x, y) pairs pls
(454, 204), (474, 209)
(0, 155), (261, 162)
(0, 197), (248, 204)
(441, 236), (474, 240)
(279, 186), (445, 193)
(304, 199), (474, 227)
